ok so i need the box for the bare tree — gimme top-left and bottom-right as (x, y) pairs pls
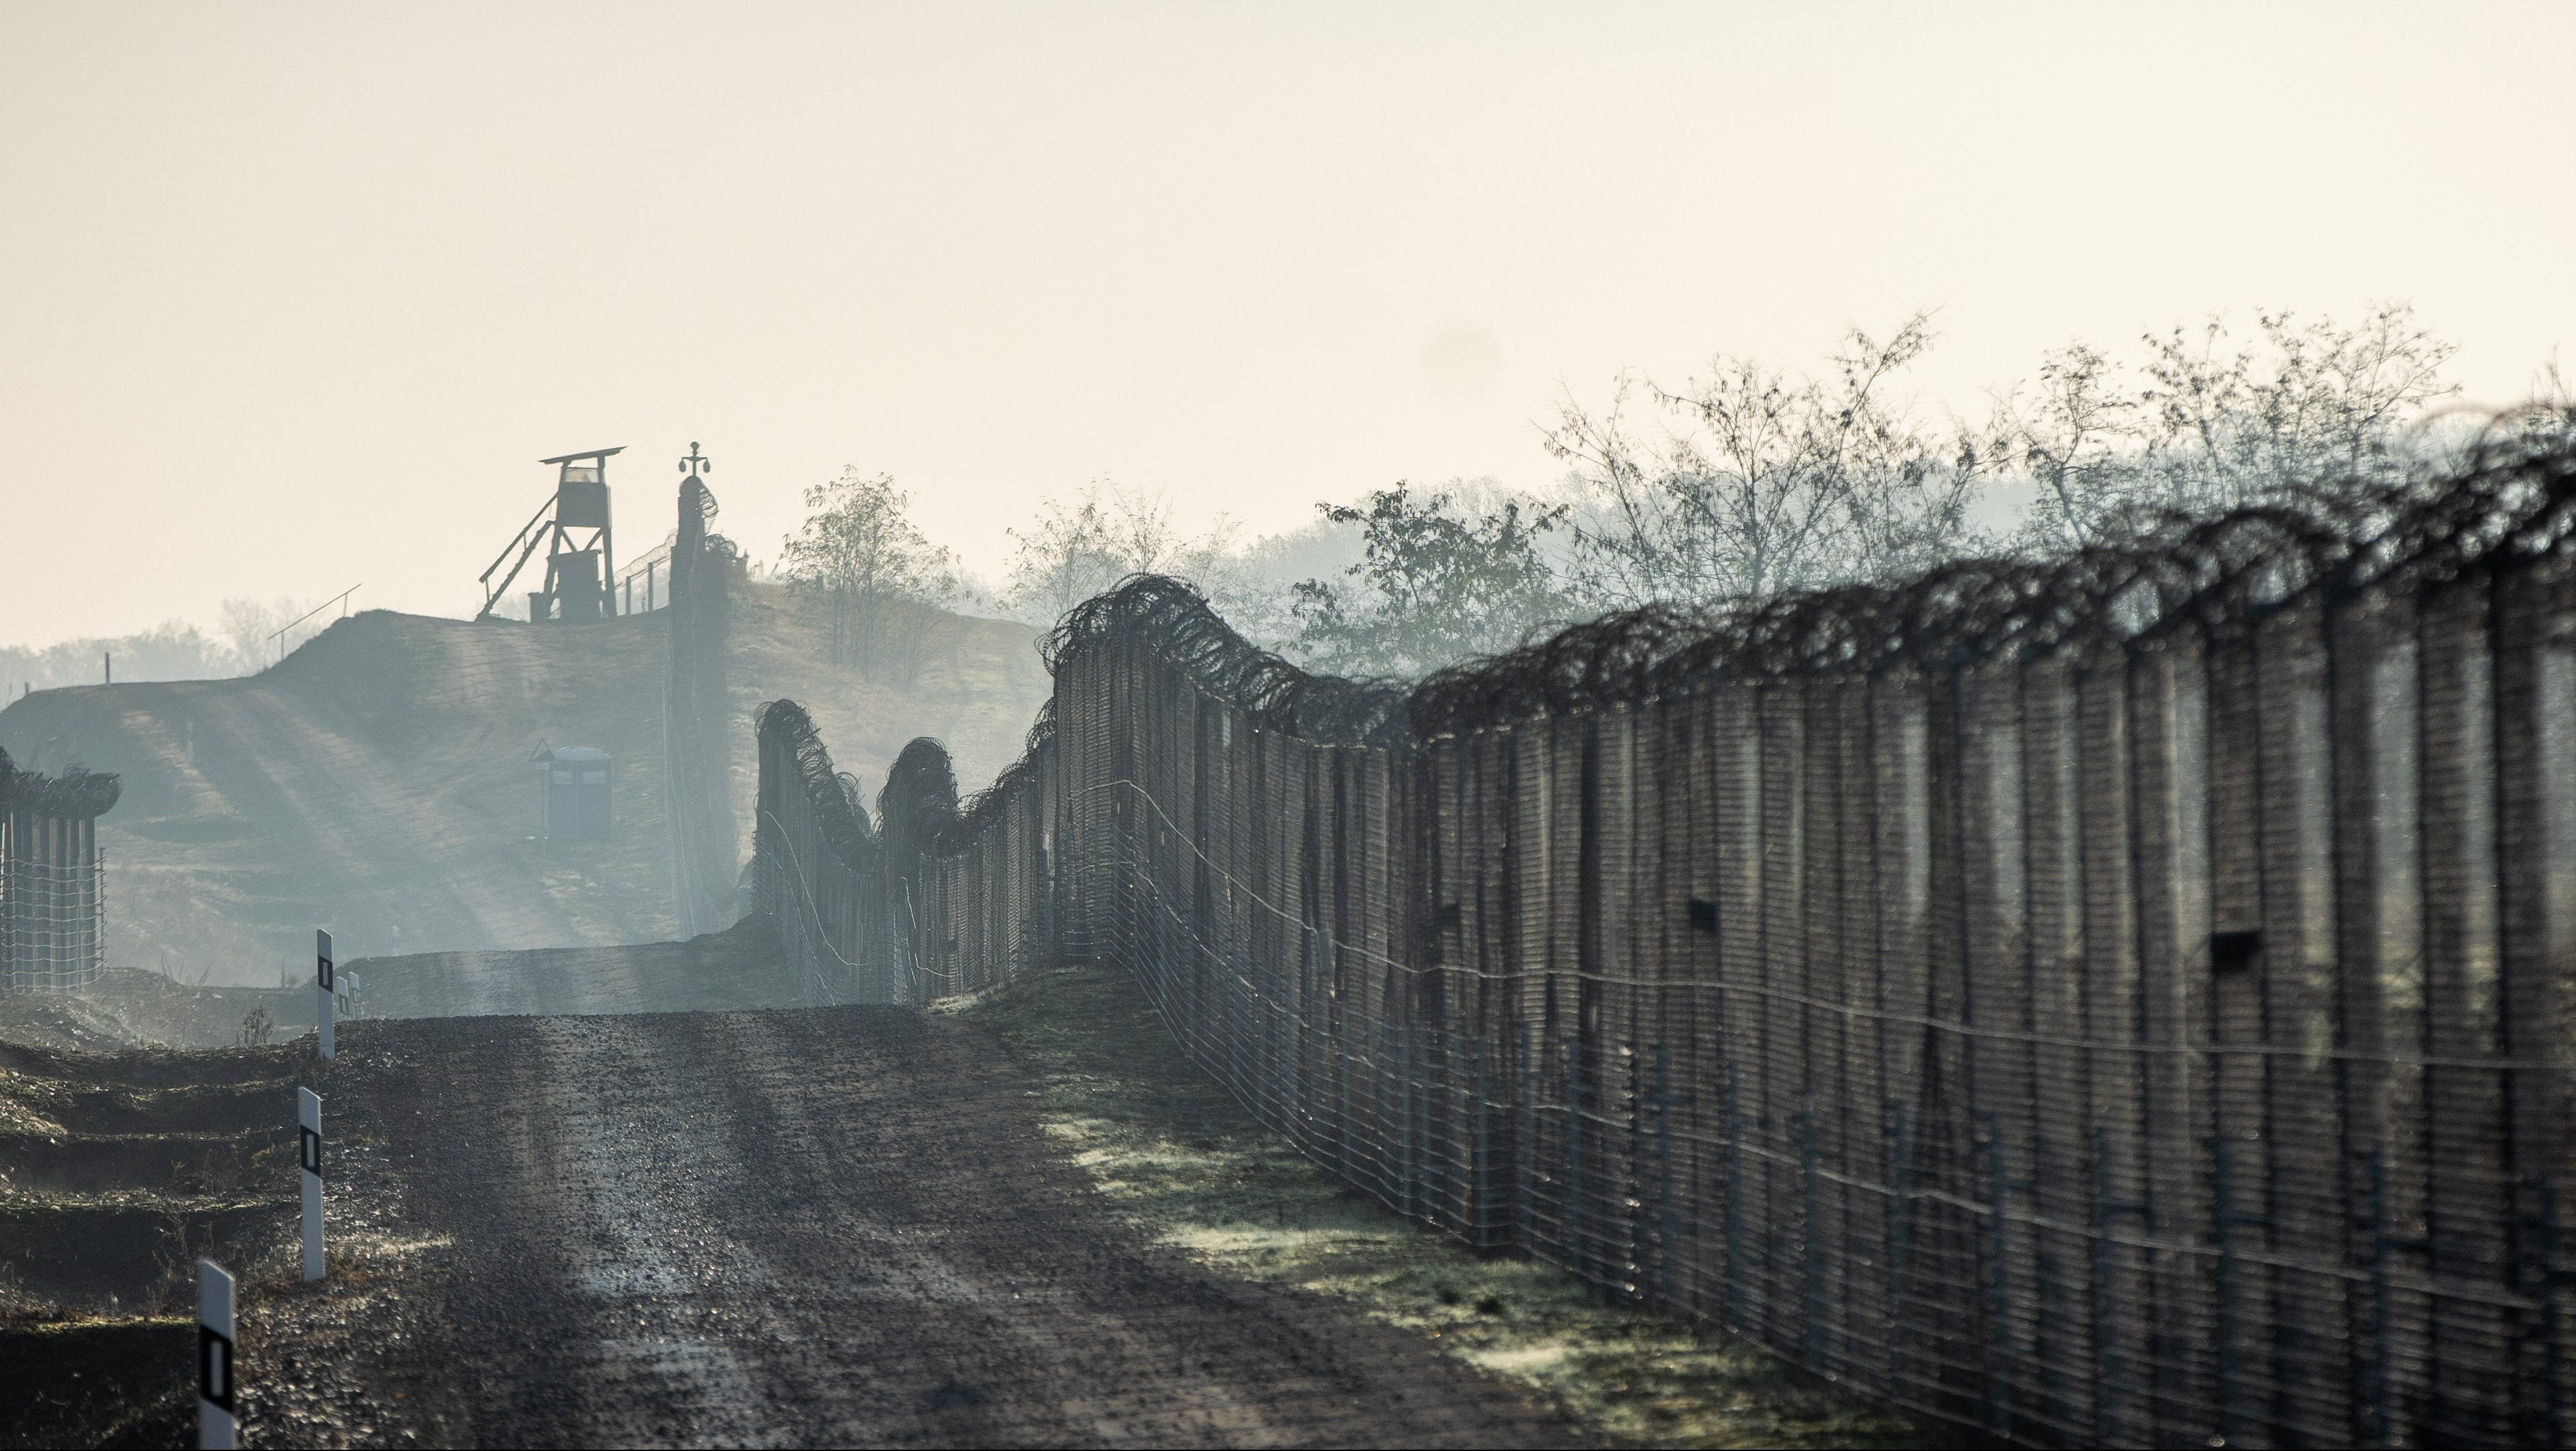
(1002, 478), (1238, 625)
(1992, 302), (2463, 549)
(1544, 313), (1990, 609)
(1199, 510), (1366, 650)
(2482, 356), (2576, 454)
(1988, 343), (2134, 551)
(2133, 302), (2457, 516)
(780, 468), (960, 681)
(217, 597), (326, 672)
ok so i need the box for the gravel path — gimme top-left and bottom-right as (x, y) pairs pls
(253, 1008), (1574, 1448)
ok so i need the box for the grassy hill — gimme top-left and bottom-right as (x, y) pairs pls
(723, 578), (1051, 854)
(0, 593), (1049, 991)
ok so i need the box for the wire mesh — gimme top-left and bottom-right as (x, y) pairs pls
(0, 749), (118, 993)
(754, 434), (2576, 1448)
(1, 852), (106, 991)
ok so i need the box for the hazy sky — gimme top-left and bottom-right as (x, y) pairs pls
(5, 3), (2571, 645)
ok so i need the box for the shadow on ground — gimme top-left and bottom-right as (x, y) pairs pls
(952, 963), (1921, 1450)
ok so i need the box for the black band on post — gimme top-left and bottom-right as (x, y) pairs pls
(199, 1325), (235, 1410)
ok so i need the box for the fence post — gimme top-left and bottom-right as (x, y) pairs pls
(314, 929), (334, 1060)
(1472, 1031), (1492, 1248)
(1400, 1024), (1416, 1218)
(1565, 1033), (1585, 1286)
(1654, 1044), (1675, 1304)
(299, 1087), (324, 1280)
(2212, 1133), (2276, 1445)
(1724, 1060), (1744, 1329)
(1624, 1034), (1643, 1303)
(1519, 1020), (1537, 1252)
(1420, 1024), (1437, 1224)
(1888, 1098), (1915, 1394)
(1987, 1112), (2013, 1440)
(2533, 1171), (2566, 1449)
(1803, 1097), (1824, 1370)
(1337, 957), (1353, 1182)
(197, 1258), (236, 1450)
(2092, 1124), (2149, 1446)
(2369, 1149), (2395, 1448)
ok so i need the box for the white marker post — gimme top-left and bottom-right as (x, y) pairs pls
(314, 928), (335, 1060)
(197, 1258), (237, 1450)
(298, 1086), (325, 1280)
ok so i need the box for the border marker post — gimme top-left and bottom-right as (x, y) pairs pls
(298, 1087), (324, 1280)
(314, 929), (334, 1059)
(197, 1258), (236, 1450)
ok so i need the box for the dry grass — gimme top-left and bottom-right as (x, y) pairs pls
(956, 964), (1920, 1450)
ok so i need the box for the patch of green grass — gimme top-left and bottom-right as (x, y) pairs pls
(955, 965), (1918, 1450)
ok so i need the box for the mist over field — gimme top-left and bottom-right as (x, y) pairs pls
(5, 5), (2572, 652)
(3, 8), (2572, 1450)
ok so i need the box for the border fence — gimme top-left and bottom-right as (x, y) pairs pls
(755, 435), (2576, 1448)
(666, 475), (741, 938)
(0, 747), (119, 992)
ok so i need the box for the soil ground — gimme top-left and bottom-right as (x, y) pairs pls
(5, 942), (1913, 1450)
(332, 915), (804, 1020)
(169, 1009), (1576, 1448)
(956, 966), (1919, 1450)
(0, 971), (309, 1054)
(0, 917), (805, 1055)
(0, 1035), (309, 1448)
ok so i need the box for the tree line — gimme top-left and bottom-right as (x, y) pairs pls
(784, 302), (2568, 682)
(0, 597), (340, 698)
(4, 304), (2557, 699)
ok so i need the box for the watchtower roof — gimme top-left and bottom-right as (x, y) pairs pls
(538, 446), (627, 465)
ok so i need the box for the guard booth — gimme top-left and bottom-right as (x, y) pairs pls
(538, 746), (611, 838)
(546, 449), (612, 621)
(478, 446), (623, 623)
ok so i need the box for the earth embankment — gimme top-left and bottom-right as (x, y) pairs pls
(1, 609), (683, 979)
(338, 915), (807, 1019)
(0, 1036), (306, 1449)
(0, 594), (1049, 991)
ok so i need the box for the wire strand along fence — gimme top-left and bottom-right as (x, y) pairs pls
(0, 748), (120, 992)
(754, 435), (2576, 1448)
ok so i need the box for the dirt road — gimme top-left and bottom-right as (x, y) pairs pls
(251, 1008), (1574, 1448)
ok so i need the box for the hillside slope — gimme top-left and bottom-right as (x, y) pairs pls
(0, 596), (1049, 989)
(1, 609), (684, 982)
(722, 579), (1052, 860)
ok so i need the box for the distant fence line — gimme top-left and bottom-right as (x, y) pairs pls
(755, 435), (2576, 1448)
(757, 701), (1053, 1005)
(0, 747), (118, 992)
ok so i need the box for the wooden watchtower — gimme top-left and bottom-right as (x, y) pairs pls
(477, 446), (626, 621)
